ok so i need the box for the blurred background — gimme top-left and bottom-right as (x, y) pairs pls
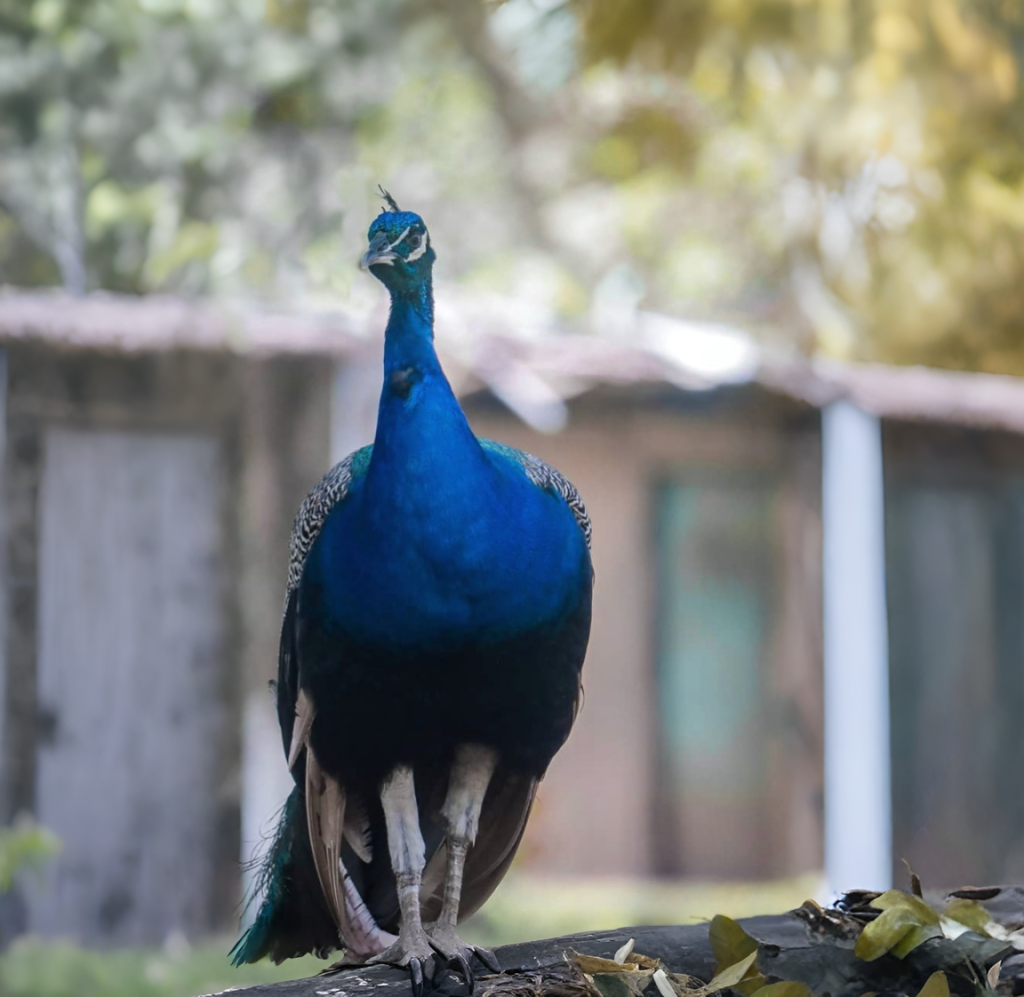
(1, 0), (1024, 994)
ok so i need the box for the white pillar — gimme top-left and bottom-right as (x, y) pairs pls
(822, 400), (892, 896)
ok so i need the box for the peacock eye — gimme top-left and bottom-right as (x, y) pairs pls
(407, 233), (422, 249)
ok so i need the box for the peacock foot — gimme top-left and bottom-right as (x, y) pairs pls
(368, 929), (437, 997)
(426, 923), (501, 986)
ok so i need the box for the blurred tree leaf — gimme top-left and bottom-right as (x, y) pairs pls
(2, 0), (1024, 380)
(0, 817), (60, 892)
(0, 0), (434, 298)
(559, 0), (1024, 373)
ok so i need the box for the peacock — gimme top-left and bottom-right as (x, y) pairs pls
(231, 193), (593, 991)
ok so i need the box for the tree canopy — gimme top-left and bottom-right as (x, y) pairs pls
(569, 0), (1024, 372)
(0, 0), (1021, 373)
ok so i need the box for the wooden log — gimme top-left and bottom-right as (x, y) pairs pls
(203, 896), (1024, 997)
(204, 921), (720, 997)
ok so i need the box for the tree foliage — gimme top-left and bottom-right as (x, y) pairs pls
(562, 0), (1024, 372)
(0, 0), (1022, 373)
(0, 0), (412, 297)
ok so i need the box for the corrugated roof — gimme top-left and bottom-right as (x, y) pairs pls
(3, 287), (1024, 435)
(760, 358), (1024, 436)
(0, 288), (363, 358)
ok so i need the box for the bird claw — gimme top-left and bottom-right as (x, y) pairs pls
(423, 924), (500, 991)
(416, 954), (473, 997)
(451, 952), (474, 992)
(409, 957), (426, 997)
(422, 950), (481, 996)
(472, 946), (501, 974)
(368, 933), (437, 995)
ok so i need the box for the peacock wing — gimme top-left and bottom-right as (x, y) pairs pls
(275, 444), (393, 959)
(276, 445), (374, 765)
(457, 769), (537, 921)
(291, 689), (395, 960)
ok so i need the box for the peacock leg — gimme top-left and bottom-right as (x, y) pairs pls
(367, 764), (434, 986)
(426, 743), (501, 978)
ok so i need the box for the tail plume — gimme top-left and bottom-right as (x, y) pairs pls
(231, 787), (340, 965)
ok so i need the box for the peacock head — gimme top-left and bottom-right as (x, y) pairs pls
(362, 195), (435, 294)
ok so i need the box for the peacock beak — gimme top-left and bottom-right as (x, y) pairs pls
(361, 232), (397, 269)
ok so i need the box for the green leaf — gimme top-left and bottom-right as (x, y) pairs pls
(0, 819), (60, 892)
(708, 916), (765, 994)
(891, 922), (944, 959)
(915, 971), (950, 997)
(144, 220), (218, 287)
(943, 899), (993, 936)
(749, 983), (815, 997)
(706, 950), (760, 993)
(710, 915), (759, 970)
(855, 905), (920, 961)
(872, 890), (941, 925)
(854, 889), (944, 960)
(594, 973), (637, 997)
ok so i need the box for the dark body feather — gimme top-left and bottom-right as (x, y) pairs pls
(234, 209), (592, 966)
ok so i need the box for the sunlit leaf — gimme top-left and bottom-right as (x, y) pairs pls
(708, 915), (765, 994)
(855, 891), (942, 962)
(706, 950), (760, 993)
(943, 899), (993, 936)
(872, 890), (941, 924)
(709, 914), (759, 969)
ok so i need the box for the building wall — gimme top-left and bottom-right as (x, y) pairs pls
(466, 392), (824, 879)
(0, 342), (332, 944)
(884, 422), (1024, 888)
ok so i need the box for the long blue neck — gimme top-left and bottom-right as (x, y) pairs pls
(367, 276), (486, 509)
(382, 281), (436, 380)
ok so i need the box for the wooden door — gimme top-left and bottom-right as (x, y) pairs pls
(654, 476), (778, 878)
(28, 428), (228, 945)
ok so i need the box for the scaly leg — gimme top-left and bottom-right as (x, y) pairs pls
(426, 744), (501, 980)
(368, 765), (434, 991)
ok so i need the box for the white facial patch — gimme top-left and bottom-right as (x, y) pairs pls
(405, 231), (429, 262)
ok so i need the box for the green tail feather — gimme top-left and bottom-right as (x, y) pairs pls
(231, 787), (338, 965)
